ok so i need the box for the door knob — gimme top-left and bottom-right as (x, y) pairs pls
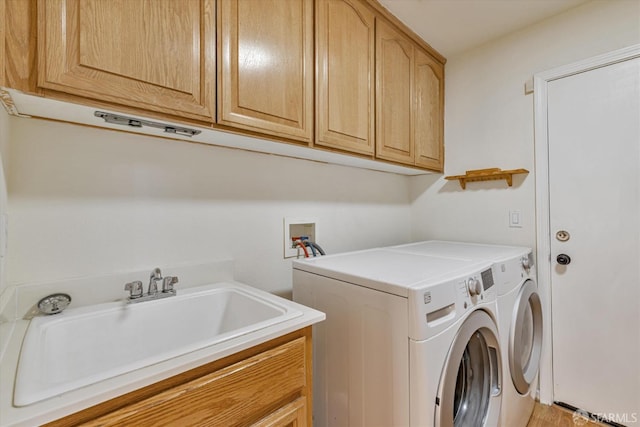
(556, 254), (571, 265)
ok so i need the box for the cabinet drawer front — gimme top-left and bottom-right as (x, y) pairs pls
(252, 397), (306, 427)
(84, 337), (307, 427)
(38, 0), (215, 121)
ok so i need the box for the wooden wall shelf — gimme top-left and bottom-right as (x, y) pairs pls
(445, 168), (529, 189)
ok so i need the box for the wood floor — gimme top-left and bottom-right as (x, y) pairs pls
(527, 403), (608, 427)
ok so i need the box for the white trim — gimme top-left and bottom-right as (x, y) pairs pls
(2, 88), (435, 176)
(533, 43), (640, 405)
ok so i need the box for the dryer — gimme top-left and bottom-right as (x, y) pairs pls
(391, 241), (543, 427)
(491, 248), (541, 427)
(292, 248), (502, 427)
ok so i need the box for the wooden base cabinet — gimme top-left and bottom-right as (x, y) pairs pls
(36, 0), (216, 122)
(45, 328), (313, 427)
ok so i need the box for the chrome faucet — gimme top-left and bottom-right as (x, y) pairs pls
(148, 267), (162, 295)
(124, 268), (178, 303)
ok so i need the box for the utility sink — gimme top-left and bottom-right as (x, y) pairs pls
(14, 282), (303, 406)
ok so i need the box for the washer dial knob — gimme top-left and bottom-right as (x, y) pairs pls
(467, 277), (482, 296)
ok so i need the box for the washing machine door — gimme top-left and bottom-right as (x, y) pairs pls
(435, 310), (502, 427)
(509, 279), (542, 394)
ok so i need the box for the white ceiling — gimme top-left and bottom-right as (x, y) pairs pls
(378, 0), (590, 57)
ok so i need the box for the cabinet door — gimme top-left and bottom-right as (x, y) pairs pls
(414, 49), (444, 171)
(375, 19), (414, 165)
(37, 0), (215, 122)
(83, 337), (307, 427)
(0, 0), (5, 87)
(218, 0), (313, 143)
(316, 0), (375, 155)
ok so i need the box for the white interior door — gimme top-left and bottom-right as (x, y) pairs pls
(548, 56), (640, 424)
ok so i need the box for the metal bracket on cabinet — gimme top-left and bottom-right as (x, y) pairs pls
(94, 111), (201, 137)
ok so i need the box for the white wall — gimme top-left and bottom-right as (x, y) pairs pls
(410, 0), (640, 248)
(6, 117), (411, 295)
(0, 107), (9, 295)
(5, 0), (639, 297)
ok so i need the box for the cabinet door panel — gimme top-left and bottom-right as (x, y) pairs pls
(219, 0), (313, 142)
(84, 337), (307, 427)
(375, 20), (414, 164)
(414, 49), (444, 171)
(316, 0), (374, 155)
(38, 0), (215, 121)
(0, 0), (5, 87)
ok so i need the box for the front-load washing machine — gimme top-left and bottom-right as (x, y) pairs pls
(390, 241), (543, 427)
(292, 248), (502, 427)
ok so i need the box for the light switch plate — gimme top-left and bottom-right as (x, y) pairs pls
(509, 210), (522, 228)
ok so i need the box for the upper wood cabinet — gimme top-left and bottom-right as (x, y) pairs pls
(375, 18), (444, 171)
(376, 19), (414, 164)
(36, 0), (216, 122)
(414, 48), (444, 170)
(0, 0), (5, 87)
(315, 0), (375, 155)
(218, 0), (314, 143)
(4, 0), (445, 172)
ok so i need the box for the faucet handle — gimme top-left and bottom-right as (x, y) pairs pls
(125, 281), (144, 299)
(162, 276), (179, 293)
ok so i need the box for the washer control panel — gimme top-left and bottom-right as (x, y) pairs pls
(465, 268), (495, 297)
(481, 268), (495, 290)
(408, 264), (497, 341)
(466, 276), (482, 296)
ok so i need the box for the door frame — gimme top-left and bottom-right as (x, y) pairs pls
(533, 43), (640, 405)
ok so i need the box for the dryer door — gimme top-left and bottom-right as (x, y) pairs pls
(509, 279), (543, 394)
(436, 310), (502, 427)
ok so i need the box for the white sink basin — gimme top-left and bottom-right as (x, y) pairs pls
(14, 282), (302, 406)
